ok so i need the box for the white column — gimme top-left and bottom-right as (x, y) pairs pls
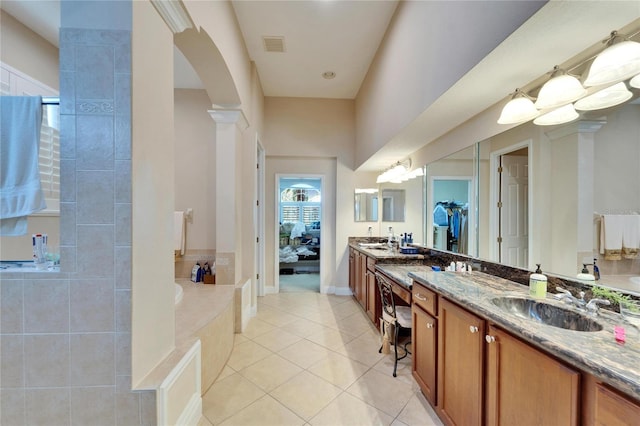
(208, 107), (248, 285)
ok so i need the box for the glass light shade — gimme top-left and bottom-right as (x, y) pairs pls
(533, 104), (579, 126)
(534, 74), (586, 109)
(574, 82), (632, 111)
(497, 97), (539, 124)
(584, 40), (640, 87)
(630, 73), (640, 89)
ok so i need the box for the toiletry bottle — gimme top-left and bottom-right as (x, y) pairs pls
(529, 264), (547, 298)
(593, 258), (600, 280)
(577, 264), (595, 281)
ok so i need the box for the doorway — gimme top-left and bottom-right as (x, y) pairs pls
(429, 177), (474, 255)
(276, 176), (322, 293)
(491, 143), (530, 268)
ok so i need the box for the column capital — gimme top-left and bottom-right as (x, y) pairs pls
(208, 107), (249, 130)
(544, 119), (607, 140)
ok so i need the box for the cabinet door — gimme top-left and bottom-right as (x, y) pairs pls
(485, 325), (579, 426)
(357, 252), (367, 308)
(349, 249), (355, 294)
(438, 298), (484, 426)
(412, 304), (437, 406)
(366, 270), (377, 323)
(594, 382), (640, 425)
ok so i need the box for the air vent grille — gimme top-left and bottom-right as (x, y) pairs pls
(262, 36), (285, 53)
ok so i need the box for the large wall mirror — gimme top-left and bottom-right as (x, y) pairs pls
(425, 94), (640, 296)
(354, 189), (378, 222)
(381, 188), (405, 222)
(425, 145), (477, 256)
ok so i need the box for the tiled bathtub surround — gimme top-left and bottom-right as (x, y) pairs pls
(1, 22), (155, 426)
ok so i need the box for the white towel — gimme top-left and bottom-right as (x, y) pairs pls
(600, 215), (624, 260)
(0, 96), (46, 235)
(174, 211), (186, 255)
(622, 215), (640, 259)
(290, 221), (306, 239)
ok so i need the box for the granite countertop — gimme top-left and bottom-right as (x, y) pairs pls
(376, 264), (640, 401)
(349, 243), (425, 261)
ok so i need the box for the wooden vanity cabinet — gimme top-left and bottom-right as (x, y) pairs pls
(582, 373), (640, 425)
(438, 298), (485, 426)
(412, 300), (437, 405)
(485, 325), (580, 426)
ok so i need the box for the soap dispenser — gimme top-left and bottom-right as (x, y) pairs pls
(529, 264), (548, 298)
(577, 264), (595, 281)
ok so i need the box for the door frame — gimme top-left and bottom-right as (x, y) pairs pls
(274, 173), (325, 293)
(427, 176), (475, 255)
(256, 141), (265, 298)
(489, 139), (533, 266)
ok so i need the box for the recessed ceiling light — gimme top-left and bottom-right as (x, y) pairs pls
(322, 71), (336, 80)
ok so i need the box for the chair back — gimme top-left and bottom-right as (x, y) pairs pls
(376, 273), (397, 325)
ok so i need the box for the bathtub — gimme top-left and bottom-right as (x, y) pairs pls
(175, 283), (184, 305)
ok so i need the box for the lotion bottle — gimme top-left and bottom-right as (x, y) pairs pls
(529, 264), (547, 298)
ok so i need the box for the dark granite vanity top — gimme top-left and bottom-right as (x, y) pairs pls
(376, 264), (640, 401)
(349, 242), (425, 261)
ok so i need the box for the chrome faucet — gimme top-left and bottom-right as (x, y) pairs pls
(585, 298), (611, 316)
(554, 287), (586, 309)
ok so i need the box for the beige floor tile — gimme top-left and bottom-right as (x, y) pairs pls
(239, 353), (303, 392)
(391, 419), (410, 426)
(255, 306), (300, 327)
(198, 415), (214, 426)
(372, 353), (417, 388)
(279, 318), (329, 338)
(219, 394), (305, 426)
(332, 334), (387, 367)
(270, 371), (343, 421)
(305, 327), (358, 350)
(241, 318), (277, 340)
(277, 339), (333, 369)
(213, 365), (236, 383)
(307, 352), (370, 390)
(233, 333), (249, 346)
(346, 368), (415, 418)
(202, 373), (266, 425)
(396, 392), (443, 426)
(309, 392), (394, 426)
(252, 328), (303, 352)
(226, 340), (272, 371)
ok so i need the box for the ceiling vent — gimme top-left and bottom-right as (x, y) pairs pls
(262, 36), (285, 53)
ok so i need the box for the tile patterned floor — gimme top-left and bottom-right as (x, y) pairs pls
(199, 292), (443, 426)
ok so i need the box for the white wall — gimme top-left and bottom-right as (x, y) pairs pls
(174, 89), (216, 251)
(131, 0), (176, 385)
(355, 0), (545, 168)
(263, 97), (355, 291)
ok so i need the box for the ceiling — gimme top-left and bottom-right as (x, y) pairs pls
(3, 1), (640, 173)
(1, 0), (399, 99)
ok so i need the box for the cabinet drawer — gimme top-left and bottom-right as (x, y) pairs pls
(366, 256), (376, 272)
(413, 284), (437, 316)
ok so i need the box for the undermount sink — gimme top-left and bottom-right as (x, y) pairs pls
(491, 296), (603, 332)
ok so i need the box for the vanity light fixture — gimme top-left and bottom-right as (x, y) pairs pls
(376, 160), (422, 184)
(574, 82), (633, 111)
(630, 73), (640, 89)
(497, 89), (539, 125)
(584, 31), (640, 87)
(533, 103), (579, 126)
(534, 66), (586, 110)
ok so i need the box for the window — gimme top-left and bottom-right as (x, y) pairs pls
(280, 187), (321, 225)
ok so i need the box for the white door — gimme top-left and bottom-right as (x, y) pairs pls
(499, 154), (528, 267)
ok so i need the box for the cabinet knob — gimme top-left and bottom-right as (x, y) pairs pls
(469, 326), (479, 333)
(415, 294), (427, 302)
(426, 322), (434, 329)
(485, 335), (496, 343)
